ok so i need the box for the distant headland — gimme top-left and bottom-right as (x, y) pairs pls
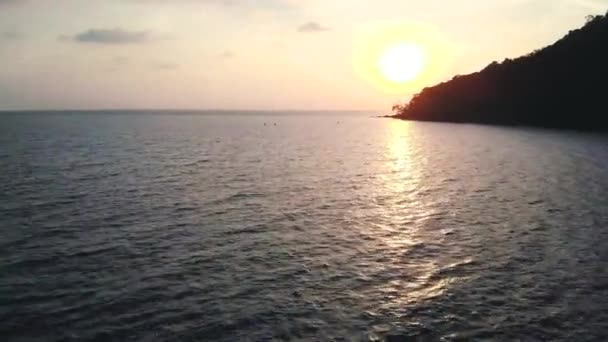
(391, 12), (608, 131)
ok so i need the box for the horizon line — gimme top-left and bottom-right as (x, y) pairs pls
(0, 108), (384, 113)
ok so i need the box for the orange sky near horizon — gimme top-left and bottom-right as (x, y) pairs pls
(0, 0), (605, 111)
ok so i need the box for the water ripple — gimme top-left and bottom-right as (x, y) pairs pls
(1, 113), (608, 341)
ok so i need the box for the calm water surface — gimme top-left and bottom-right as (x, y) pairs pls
(1, 112), (607, 341)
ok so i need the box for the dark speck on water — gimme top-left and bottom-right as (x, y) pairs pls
(1, 111), (608, 341)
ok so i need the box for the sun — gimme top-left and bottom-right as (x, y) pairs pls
(353, 22), (453, 93)
(378, 43), (425, 83)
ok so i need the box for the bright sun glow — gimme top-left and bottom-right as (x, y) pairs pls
(378, 43), (425, 83)
(354, 22), (454, 93)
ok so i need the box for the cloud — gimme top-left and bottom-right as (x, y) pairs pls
(0, 0), (24, 6)
(103, 56), (131, 72)
(127, 0), (295, 9)
(112, 56), (130, 65)
(152, 62), (178, 70)
(220, 50), (235, 59)
(69, 28), (150, 44)
(2, 30), (22, 40)
(577, 0), (608, 11)
(297, 21), (330, 33)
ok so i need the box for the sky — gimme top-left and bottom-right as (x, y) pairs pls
(0, 0), (606, 111)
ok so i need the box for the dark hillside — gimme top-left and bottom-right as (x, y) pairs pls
(392, 12), (608, 130)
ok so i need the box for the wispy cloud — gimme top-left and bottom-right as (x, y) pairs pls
(104, 56), (131, 72)
(578, 0), (608, 11)
(220, 50), (235, 59)
(113, 56), (130, 65)
(152, 62), (178, 70)
(297, 21), (331, 33)
(0, 0), (24, 6)
(2, 29), (22, 40)
(68, 28), (150, 44)
(127, 0), (297, 10)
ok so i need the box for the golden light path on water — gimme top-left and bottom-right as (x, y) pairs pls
(362, 120), (473, 312)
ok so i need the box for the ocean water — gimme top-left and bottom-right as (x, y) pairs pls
(1, 111), (607, 341)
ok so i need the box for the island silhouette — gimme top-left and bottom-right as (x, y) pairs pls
(391, 11), (608, 131)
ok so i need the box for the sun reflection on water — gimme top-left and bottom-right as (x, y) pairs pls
(364, 119), (467, 308)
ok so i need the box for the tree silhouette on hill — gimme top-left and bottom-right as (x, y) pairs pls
(392, 11), (608, 131)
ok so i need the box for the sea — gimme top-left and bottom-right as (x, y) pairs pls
(1, 111), (607, 341)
